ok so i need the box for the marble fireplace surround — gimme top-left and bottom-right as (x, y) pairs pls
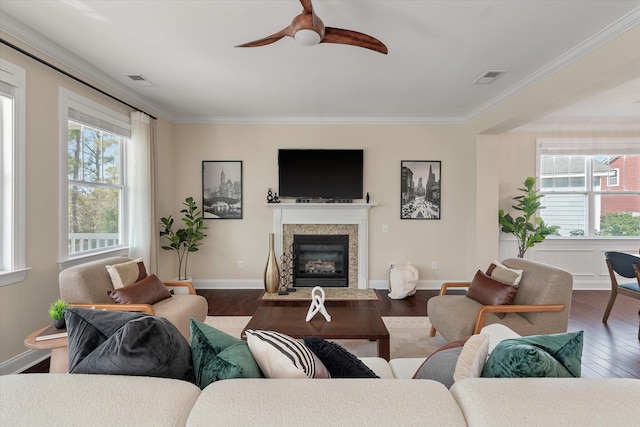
(269, 203), (374, 289)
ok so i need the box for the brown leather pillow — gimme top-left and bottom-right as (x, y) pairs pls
(107, 274), (171, 305)
(466, 270), (518, 319)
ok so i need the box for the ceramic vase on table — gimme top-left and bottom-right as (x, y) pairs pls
(264, 233), (280, 294)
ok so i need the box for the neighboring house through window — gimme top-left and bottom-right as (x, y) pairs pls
(0, 59), (28, 286)
(60, 89), (131, 263)
(537, 139), (640, 237)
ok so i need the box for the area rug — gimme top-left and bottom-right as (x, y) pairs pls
(259, 288), (379, 301)
(204, 315), (447, 359)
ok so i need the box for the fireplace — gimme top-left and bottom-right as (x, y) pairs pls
(270, 203), (374, 289)
(293, 234), (349, 287)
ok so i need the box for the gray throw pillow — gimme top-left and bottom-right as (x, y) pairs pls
(65, 307), (195, 383)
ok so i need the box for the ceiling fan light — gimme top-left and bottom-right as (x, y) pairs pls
(294, 29), (321, 46)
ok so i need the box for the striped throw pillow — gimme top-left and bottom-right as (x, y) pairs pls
(246, 330), (327, 379)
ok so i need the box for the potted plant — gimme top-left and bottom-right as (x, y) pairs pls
(49, 298), (70, 329)
(160, 196), (207, 280)
(498, 176), (559, 258)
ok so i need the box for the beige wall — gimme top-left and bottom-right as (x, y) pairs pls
(156, 124), (478, 285)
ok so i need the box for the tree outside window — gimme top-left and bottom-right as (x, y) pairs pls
(67, 121), (124, 254)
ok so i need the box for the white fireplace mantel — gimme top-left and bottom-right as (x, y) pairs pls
(268, 203), (376, 289)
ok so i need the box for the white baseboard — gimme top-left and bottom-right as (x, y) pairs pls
(194, 279), (263, 289)
(0, 349), (50, 376)
(194, 278), (609, 291)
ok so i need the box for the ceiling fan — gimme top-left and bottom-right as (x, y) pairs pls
(235, 0), (388, 54)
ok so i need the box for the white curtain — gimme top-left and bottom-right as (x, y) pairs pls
(127, 111), (158, 274)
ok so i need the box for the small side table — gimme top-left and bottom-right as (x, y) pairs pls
(24, 325), (69, 373)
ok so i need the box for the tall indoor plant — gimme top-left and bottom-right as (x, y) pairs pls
(498, 176), (559, 258)
(160, 197), (207, 280)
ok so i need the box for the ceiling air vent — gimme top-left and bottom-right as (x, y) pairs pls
(474, 70), (506, 84)
(126, 74), (154, 86)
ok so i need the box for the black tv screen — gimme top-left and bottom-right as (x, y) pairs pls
(278, 149), (363, 200)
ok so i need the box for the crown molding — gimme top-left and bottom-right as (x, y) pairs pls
(0, 12), (173, 121)
(171, 115), (467, 125)
(464, 7), (640, 123)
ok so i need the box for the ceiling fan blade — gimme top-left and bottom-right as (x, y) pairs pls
(322, 27), (388, 54)
(299, 0), (313, 14)
(235, 26), (294, 48)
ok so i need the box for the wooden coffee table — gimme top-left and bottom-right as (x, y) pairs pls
(242, 305), (390, 360)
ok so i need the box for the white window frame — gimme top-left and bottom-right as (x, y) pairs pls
(59, 89), (131, 269)
(608, 168), (619, 187)
(536, 138), (640, 238)
(0, 59), (29, 286)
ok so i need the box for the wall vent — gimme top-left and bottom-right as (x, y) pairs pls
(126, 74), (153, 86)
(474, 70), (506, 84)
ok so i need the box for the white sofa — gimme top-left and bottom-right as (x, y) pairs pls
(3, 324), (638, 426)
(1, 370), (638, 427)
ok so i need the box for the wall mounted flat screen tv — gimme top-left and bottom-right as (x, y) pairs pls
(278, 149), (363, 200)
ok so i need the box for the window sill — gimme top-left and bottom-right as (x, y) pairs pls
(0, 267), (32, 286)
(59, 247), (129, 271)
(500, 235), (640, 241)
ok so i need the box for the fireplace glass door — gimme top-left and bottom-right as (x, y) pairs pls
(293, 235), (349, 287)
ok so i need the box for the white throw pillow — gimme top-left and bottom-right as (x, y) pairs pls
(480, 324), (522, 354)
(489, 260), (523, 286)
(245, 330), (321, 379)
(453, 334), (490, 382)
(106, 258), (146, 289)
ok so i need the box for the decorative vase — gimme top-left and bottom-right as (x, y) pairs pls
(264, 233), (280, 294)
(53, 318), (66, 329)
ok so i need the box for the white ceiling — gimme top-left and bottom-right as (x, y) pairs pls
(1, 0), (639, 128)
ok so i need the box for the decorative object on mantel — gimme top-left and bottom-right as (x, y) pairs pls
(48, 298), (70, 329)
(160, 196), (208, 280)
(498, 177), (559, 258)
(273, 192), (280, 203)
(305, 286), (331, 322)
(401, 160), (441, 220)
(266, 188), (274, 203)
(366, 192), (370, 203)
(264, 233), (280, 294)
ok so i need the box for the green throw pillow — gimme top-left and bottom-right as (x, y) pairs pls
(481, 330), (583, 378)
(190, 318), (263, 389)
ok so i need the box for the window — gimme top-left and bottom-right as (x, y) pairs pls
(537, 139), (640, 237)
(60, 89), (131, 260)
(0, 60), (28, 285)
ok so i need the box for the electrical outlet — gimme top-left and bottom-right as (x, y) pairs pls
(382, 224), (389, 233)
(237, 260), (244, 270)
(431, 261), (438, 270)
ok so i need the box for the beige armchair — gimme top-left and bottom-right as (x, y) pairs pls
(427, 258), (573, 342)
(59, 257), (208, 339)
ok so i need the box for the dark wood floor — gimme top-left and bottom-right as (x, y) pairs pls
(24, 290), (639, 378)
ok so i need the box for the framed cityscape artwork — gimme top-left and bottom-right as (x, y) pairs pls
(202, 160), (243, 219)
(400, 160), (441, 220)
